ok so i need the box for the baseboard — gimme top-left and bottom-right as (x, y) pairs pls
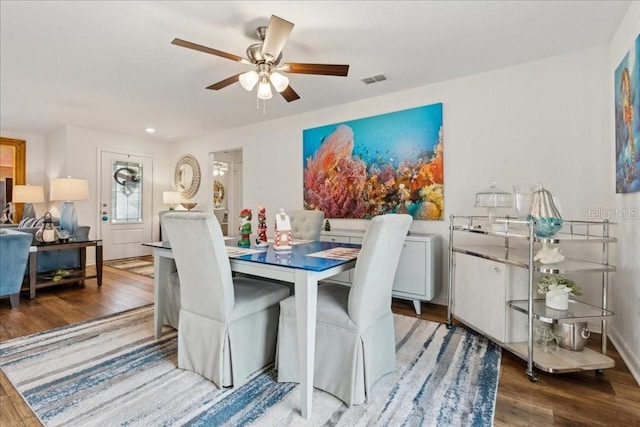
(609, 325), (640, 387)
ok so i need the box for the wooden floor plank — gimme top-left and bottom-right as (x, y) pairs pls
(494, 393), (555, 427)
(0, 370), (41, 426)
(1, 260), (639, 426)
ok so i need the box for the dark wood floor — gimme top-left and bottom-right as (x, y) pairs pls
(1, 261), (639, 426)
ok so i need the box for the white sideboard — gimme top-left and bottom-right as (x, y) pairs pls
(320, 229), (442, 314)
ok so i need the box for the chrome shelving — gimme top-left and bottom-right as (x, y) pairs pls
(447, 215), (615, 381)
(508, 299), (614, 323)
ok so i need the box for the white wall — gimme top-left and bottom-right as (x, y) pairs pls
(44, 127), (68, 218)
(59, 126), (172, 245)
(171, 44), (611, 305)
(608, 1), (640, 386)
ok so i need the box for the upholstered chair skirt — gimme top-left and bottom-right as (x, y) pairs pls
(276, 214), (412, 406)
(276, 283), (396, 405)
(162, 212), (289, 389)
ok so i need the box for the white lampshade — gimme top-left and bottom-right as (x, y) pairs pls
(12, 185), (45, 203)
(239, 70), (259, 91)
(50, 177), (89, 201)
(163, 191), (182, 205)
(257, 76), (273, 100)
(269, 71), (289, 92)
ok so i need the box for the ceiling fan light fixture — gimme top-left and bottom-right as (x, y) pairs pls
(239, 70), (259, 91)
(257, 76), (273, 100)
(269, 71), (289, 92)
(173, 14), (349, 105)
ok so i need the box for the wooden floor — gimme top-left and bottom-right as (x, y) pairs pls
(1, 261), (639, 426)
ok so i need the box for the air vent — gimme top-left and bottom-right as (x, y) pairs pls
(360, 73), (388, 84)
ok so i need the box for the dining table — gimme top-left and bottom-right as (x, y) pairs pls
(143, 238), (360, 419)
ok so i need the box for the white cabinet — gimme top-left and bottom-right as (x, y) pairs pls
(448, 216), (616, 382)
(320, 230), (442, 314)
(453, 253), (528, 343)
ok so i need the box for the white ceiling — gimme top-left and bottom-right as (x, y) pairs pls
(0, 1), (630, 142)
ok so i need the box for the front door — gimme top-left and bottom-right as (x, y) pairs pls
(100, 151), (153, 260)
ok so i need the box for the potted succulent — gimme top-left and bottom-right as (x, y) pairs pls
(537, 275), (582, 310)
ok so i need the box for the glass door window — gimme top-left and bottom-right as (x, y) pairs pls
(111, 161), (143, 223)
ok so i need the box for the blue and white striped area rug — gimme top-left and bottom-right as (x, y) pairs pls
(0, 306), (501, 426)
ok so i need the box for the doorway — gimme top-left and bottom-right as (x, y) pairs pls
(100, 151), (153, 260)
(0, 137), (26, 222)
(210, 149), (242, 236)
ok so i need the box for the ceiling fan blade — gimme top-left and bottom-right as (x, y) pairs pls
(280, 85), (300, 102)
(172, 38), (251, 64)
(281, 63), (349, 76)
(206, 73), (242, 90)
(261, 15), (294, 62)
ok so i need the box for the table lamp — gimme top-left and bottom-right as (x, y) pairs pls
(12, 184), (45, 220)
(163, 191), (182, 210)
(50, 177), (89, 237)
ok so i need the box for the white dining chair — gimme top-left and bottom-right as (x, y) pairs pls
(276, 213), (412, 405)
(288, 209), (324, 240)
(162, 212), (290, 388)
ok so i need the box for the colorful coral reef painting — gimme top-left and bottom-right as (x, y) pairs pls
(303, 103), (443, 219)
(615, 34), (640, 193)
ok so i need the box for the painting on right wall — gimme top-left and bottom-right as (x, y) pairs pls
(614, 34), (640, 193)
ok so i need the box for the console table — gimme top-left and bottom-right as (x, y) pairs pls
(26, 239), (103, 299)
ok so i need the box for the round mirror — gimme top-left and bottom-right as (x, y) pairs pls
(174, 154), (201, 199)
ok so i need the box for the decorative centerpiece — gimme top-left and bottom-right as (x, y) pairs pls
(273, 208), (292, 251)
(528, 184), (563, 237)
(537, 275), (581, 310)
(238, 208), (252, 247)
(255, 204), (268, 248)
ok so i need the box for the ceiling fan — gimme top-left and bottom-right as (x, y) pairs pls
(172, 15), (349, 102)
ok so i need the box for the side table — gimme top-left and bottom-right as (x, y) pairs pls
(27, 239), (103, 299)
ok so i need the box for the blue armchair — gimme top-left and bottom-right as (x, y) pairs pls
(0, 229), (32, 307)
